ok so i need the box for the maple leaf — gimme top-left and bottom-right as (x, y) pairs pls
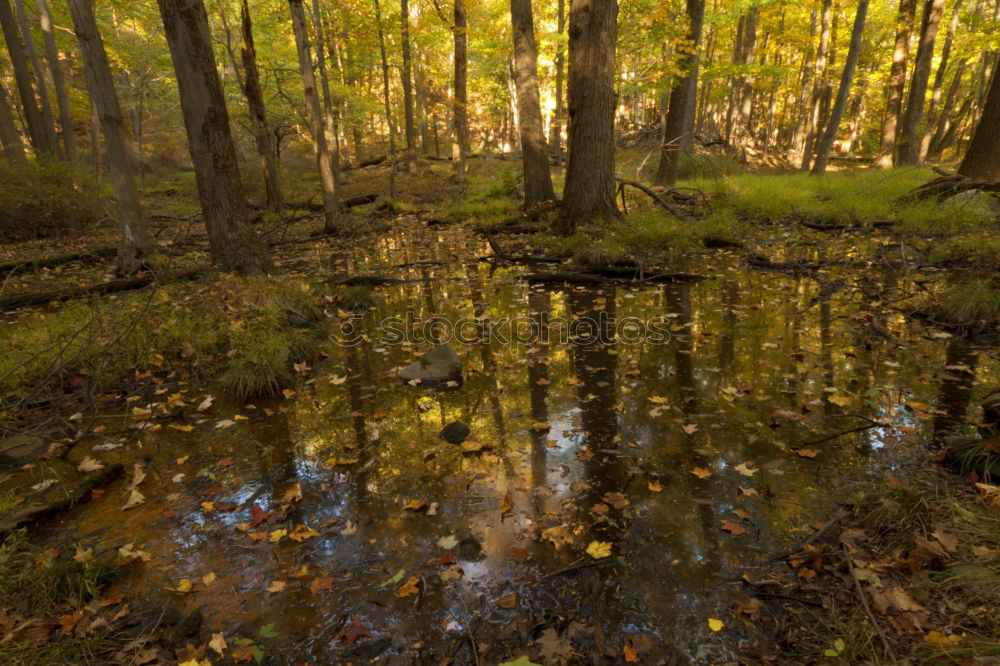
(338, 619), (370, 647)
(209, 632), (227, 656)
(397, 576), (420, 597)
(250, 504), (270, 527)
(720, 520), (747, 536)
(437, 535), (459, 549)
(77, 456), (105, 473)
(586, 541), (612, 559)
(647, 479), (663, 492)
(691, 467), (712, 479)
(682, 423), (699, 434)
(281, 483), (302, 503)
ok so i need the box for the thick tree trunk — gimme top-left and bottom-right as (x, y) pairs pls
(400, 0), (417, 172)
(13, 0), (58, 156)
(927, 58), (967, 159)
(729, 5), (757, 161)
(654, 0), (705, 187)
(555, 0), (620, 234)
(875, 0), (917, 167)
(68, 0), (156, 273)
(510, 0), (554, 207)
(0, 80), (25, 160)
(288, 0), (342, 234)
(788, 4), (818, 161)
(0, 0), (51, 155)
(811, 0), (869, 175)
(240, 0), (282, 213)
(801, 0), (833, 170)
(373, 0), (397, 198)
(156, 0), (271, 275)
(921, 0), (963, 161)
(550, 0), (565, 165)
(35, 0), (73, 161)
(958, 64), (1000, 181)
(453, 0), (468, 183)
(897, 0), (946, 165)
(311, 0), (343, 199)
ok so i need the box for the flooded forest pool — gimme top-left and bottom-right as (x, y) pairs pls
(13, 224), (1000, 663)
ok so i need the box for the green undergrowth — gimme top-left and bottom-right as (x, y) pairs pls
(929, 234), (1000, 268)
(0, 275), (327, 415)
(0, 159), (104, 242)
(0, 528), (128, 664)
(447, 169), (519, 225)
(918, 275), (1000, 333)
(680, 168), (996, 233)
(528, 209), (746, 267)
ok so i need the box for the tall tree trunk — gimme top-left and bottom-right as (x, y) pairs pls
(550, 0), (565, 165)
(288, 0), (342, 233)
(510, 0), (554, 207)
(374, 0), (397, 198)
(0, 78), (25, 159)
(452, 0), (468, 183)
(35, 0), (73, 160)
(156, 0), (271, 275)
(415, 56), (430, 153)
(897, 0), (945, 165)
(13, 0), (58, 156)
(811, 0), (869, 175)
(730, 5), (757, 161)
(654, 0), (705, 186)
(802, 0), (833, 170)
(921, 0), (963, 161)
(788, 3), (818, 161)
(875, 0), (917, 167)
(0, 0), (50, 155)
(240, 0), (282, 213)
(68, 0), (155, 272)
(311, 0), (342, 198)
(958, 64), (1000, 181)
(400, 0), (417, 172)
(927, 58), (967, 159)
(555, 0), (619, 234)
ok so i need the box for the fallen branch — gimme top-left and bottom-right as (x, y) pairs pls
(799, 220), (894, 232)
(0, 265), (208, 312)
(0, 247), (118, 279)
(615, 178), (688, 218)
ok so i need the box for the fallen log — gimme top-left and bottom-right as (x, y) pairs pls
(799, 220), (894, 232)
(0, 247), (118, 279)
(905, 174), (1000, 200)
(0, 265), (209, 312)
(0, 463), (123, 535)
(283, 193), (379, 212)
(521, 270), (708, 286)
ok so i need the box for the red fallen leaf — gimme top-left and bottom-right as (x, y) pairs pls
(215, 457), (235, 468)
(250, 503), (270, 527)
(162, 510), (176, 520)
(203, 482), (224, 497)
(309, 577), (335, 595)
(791, 448), (818, 458)
(99, 594), (123, 607)
(721, 520), (747, 536)
(591, 503), (610, 515)
(576, 447), (594, 461)
(439, 551), (455, 566)
(338, 619), (370, 647)
(510, 547), (529, 562)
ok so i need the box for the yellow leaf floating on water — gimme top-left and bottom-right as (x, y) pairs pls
(267, 580), (286, 594)
(691, 467), (712, 479)
(734, 462), (758, 477)
(290, 525), (319, 542)
(707, 618), (724, 632)
(122, 489), (145, 510)
(647, 479), (663, 492)
(209, 632), (227, 656)
(586, 541), (612, 559)
(174, 579), (193, 593)
(269, 529), (288, 543)
(77, 456), (105, 473)
(397, 576), (420, 597)
(827, 394), (852, 407)
(202, 572), (216, 586)
(168, 423), (194, 432)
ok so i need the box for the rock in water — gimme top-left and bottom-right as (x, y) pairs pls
(0, 435), (48, 466)
(439, 422), (471, 445)
(399, 344), (462, 384)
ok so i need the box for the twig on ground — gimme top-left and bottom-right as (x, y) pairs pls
(841, 543), (899, 665)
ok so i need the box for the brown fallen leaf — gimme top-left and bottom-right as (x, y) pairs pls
(720, 520), (747, 536)
(338, 620), (371, 647)
(496, 592), (517, 609)
(791, 448), (818, 458)
(402, 499), (427, 511)
(309, 577), (334, 595)
(500, 490), (514, 516)
(397, 576), (420, 598)
(691, 467), (712, 479)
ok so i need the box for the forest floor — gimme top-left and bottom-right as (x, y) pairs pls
(1, 153), (1000, 664)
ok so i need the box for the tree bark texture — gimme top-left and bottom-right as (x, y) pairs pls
(510, 0), (554, 207)
(958, 63), (1000, 181)
(240, 0), (282, 213)
(897, 0), (945, 164)
(876, 0), (917, 167)
(0, 0), (51, 155)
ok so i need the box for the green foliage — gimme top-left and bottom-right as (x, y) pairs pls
(929, 236), (1000, 268)
(931, 277), (1000, 327)
(0, 160), (103, 242)
(331, 285), (377, 311)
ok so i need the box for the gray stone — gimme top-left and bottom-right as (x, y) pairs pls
(399, 344), (462, 384)
(439, 422), (470, 445)
(0, 435), (48, 466)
